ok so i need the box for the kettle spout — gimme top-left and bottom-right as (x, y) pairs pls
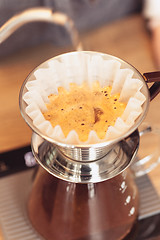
(0, 7), (82, 50)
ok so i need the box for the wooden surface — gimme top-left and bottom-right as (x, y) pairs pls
(0, 13), (160, 221)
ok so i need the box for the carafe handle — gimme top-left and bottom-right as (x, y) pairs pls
(131, 123), (160, 177)
(143, 72), (160, 101)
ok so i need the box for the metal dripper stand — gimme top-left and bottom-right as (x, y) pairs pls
(31, 129), (140, 183)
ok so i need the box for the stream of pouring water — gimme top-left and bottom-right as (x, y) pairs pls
(0, 7), (82, 51)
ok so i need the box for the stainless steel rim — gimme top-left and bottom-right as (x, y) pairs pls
(31, 130), (139, 183)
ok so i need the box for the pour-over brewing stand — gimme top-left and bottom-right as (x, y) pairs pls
(31, 130), (139, 183)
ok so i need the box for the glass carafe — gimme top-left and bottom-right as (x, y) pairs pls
(28, 166), (138, 240)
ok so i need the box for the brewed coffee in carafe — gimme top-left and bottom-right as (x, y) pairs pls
(28, 167), (138, 240)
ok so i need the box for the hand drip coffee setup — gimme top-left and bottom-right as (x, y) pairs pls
(1, 7), (160, 240)
(19, 50), (160, 240)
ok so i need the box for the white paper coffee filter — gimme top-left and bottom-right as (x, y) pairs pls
(23, 52), (146, 144)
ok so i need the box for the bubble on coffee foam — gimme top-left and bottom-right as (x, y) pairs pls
(22, 51), (146, 145)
